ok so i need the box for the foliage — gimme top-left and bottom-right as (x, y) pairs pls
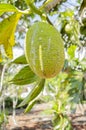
(0, 111), (8, 128)
(10, 65), (39, 85)
(0, 0), (86, 129)
(44, 69), (85, 129)
(0, 112), (5, 127)
(18, 79), (45, 113)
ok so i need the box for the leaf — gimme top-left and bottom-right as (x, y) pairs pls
(0, 12), (4, 16)
(0, 50), (2, 62)
(0, 3), (19, 13)
(18, 79), (45, 107)
(10, 65), (39, 85)
(12, 55), (27, 64)
(3, 44), (13, 59)
(61, 9), (74, 18)
(0, 12), (22, 58)
(25, 100), (37, 113)
(68, 45), (77, 59)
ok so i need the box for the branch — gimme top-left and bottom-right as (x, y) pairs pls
(44, 0), (63, 12)
(24, 0), (64, 24)
(79, 0), (86, 15)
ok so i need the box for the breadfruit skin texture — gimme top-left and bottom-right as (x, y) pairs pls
(25, 22), (65, 79)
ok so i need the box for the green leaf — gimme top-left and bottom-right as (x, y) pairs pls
(12, 55), (27, 64)
(68, 45), (77, 59)
(10, 65), (39, 85)
(61, 9), (74, 18)
(25, 100), (37, 113)
(0, 12), (22, 59)
(18, 79), (45, 107)
(0, 3), (19, 13)
(0, 12), (4, 16)
(0, 51), (2, 62)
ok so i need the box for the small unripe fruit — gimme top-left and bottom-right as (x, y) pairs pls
(25, 22), (65, 79)
(65, 23), (73, 34)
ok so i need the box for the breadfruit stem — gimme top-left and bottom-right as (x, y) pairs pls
(25, 0), (44, 17)
(24, 0), (53, 25)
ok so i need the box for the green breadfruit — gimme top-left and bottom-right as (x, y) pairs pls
(25, 22), (65, 79)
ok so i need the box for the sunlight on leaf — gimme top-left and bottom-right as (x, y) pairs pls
(68, 45), (77, 59)
(0, 12), (4, 16)
(61, 9), (74, 18)
(0, 51), (2, 62)
(0, 3), (19, 13)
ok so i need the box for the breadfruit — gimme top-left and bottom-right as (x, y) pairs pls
(25, 22), (65, 79)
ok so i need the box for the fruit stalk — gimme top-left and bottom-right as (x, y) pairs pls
(25, 0), (43, 16)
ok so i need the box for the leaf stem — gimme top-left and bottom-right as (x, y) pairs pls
(18, 9), (31, 14)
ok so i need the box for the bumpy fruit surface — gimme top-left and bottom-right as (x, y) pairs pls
(25, 22), (65, 79)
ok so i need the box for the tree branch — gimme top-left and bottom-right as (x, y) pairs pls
(79, 0), (86, 15)
(45, 0), (63, 12)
